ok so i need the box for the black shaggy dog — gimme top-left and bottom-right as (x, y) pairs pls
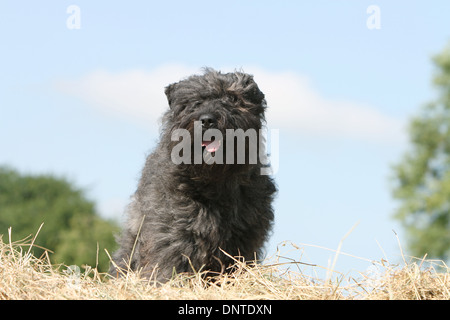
(110, 68), (276, 282)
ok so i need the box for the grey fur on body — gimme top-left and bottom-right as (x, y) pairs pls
(110, 68), (276, 282)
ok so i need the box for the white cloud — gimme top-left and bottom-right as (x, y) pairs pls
(250, 68), (405, 143)
(56, 64), (197, 128)
(56, 64), (405, 143)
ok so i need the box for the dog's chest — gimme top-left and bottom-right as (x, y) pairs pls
(190, 199), (237, 235)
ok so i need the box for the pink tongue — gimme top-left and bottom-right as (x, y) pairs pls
(203, 140), (221, 152)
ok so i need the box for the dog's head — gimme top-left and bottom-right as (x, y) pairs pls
(162, 68), (268, 177)
(165, 68), (266, 126)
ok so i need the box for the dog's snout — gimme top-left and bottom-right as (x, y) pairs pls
(199, 113), (217, 128)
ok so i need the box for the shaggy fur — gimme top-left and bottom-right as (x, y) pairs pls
(110, 68), (276, 282)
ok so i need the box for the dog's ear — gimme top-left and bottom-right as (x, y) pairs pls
(245, 83), (265, 105)
(164, 83), (177, 108)
(233, 73), (265, 106)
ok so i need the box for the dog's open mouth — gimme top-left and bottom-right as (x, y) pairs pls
(202, 138), (221, 153)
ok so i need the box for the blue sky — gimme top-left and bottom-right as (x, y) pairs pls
(1, 1), (450, 278)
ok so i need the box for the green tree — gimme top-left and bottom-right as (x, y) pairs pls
(0, 167), (119, 272)
(392, 44), (450, 261)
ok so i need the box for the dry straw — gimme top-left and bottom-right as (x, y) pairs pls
(0, 227), (449, 300)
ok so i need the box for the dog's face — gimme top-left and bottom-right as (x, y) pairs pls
(162, 69), (267, 175)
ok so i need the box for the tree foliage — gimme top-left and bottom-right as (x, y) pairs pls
(392, 44), (450, 261)
(0, 167), (119, 272)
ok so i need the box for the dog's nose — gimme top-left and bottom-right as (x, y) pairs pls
(199, 113), (217, 128)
